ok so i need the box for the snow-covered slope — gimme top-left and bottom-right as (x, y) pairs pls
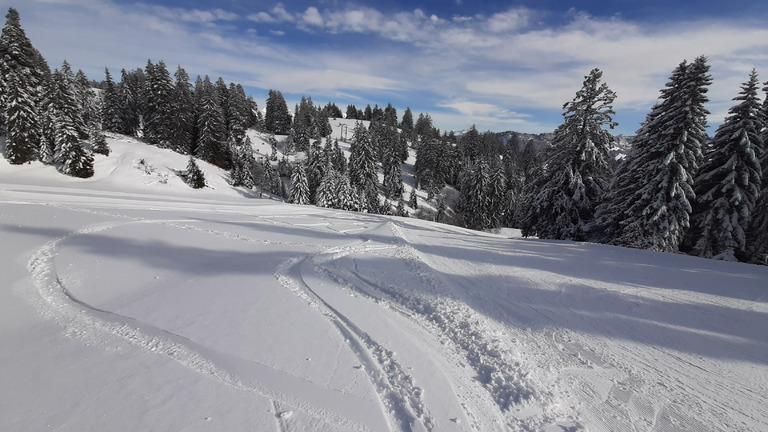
(1, 136), (766, 432)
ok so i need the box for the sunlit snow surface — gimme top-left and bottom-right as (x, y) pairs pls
(1, 132), (767, 431)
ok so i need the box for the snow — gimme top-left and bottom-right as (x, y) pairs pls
(1, 133), (767, 431)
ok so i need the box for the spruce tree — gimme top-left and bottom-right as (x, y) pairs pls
(118, 68), (144, 136)
(348, 122), (379, 211)
(170, 65), (194, 153)
(400, 107), (414, 141)
(523, 68), (616, 240)
(690, 70), (763, 261)
(0, 8), (43, 164)
(91, 130), (110, 156)
(290, 161), (311, 204)
(185, 156), (205, 189)
(596, 57), (711, 252)
(143, 60), (175, 147)
(194, 76), (229, 169)
(315, 168), (355, 210)
(229, 140), (255, 188)
(226, 83), (249, 145)
(748, 83), (768, 264)
(49, 68), (93, 178)
(101, 68), (124, 133)
(415, 137), (447, 199)
(74, 69), (97, 134)
(264, 89), (291, 135)
(59, 61), (87, 139)
(457, 159), (503, 230)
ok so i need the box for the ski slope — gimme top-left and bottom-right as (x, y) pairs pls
(1, 134), (767, 431)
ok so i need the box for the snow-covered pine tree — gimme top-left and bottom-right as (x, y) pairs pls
(379, 124), (404, 200)
(226, 83), (249, 146)
(331, 138), (347, 173)
(487, 163), (507, 229)
(596, 57), (711, 252)
(415, 137), (447, 199)
(101, 68), (124, 134)
(290, 161), (311, 205)
(229, 140), (255, 188)
(315, 168), (355, 211)
(348, 122), (379, 212)
(501, 135), (524, 226)
(194, 76), (229, 169)
(523, 68), (616, 240)
(143, 60), (175, 148)
(306, 138), (326, 199)
(260, 158), (281, 195)
(74, 69), (98, 134)
(457, 159), (492, 230)
(690, 70), (763, 261)
(400, 107), (414, 141)
(0, 8), (44, 164)
(747, 82), (768, 264)
(118, 68), (144, 136)
(414, 113), (434, 142)
(185, 156), (205, 189)
(170, 65), (194, 154)
(91, 130), (110, 156)
(59, 61), (87, 139)
(48, 68), (93, 178)
(264, 90), (291, 135)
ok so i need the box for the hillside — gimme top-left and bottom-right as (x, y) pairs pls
(1, 133), (767, 431)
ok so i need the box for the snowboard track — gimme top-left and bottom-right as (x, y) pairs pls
(26, 218), (372, 432)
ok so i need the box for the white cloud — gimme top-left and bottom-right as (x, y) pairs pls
(16, 0), (768, 134)
(487, 8), (531, 33)
(247, 12), (275, 23)
(302, 7), (324, 27)
(178, 8), (238, 23)
(271, 3), (295, 22)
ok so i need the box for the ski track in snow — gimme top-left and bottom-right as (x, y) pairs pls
(26, 217), (375, 432)
(274, 236), (435, 431)
(15, 194), (768, 432)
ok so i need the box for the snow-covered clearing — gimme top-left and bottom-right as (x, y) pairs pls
(1, 134), (766, 431)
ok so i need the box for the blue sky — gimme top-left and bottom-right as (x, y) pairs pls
(10, 0), (768, 135)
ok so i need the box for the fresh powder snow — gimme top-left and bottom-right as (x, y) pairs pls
(1, 128), (767, 431)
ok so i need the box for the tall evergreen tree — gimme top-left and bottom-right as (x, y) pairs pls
(169, 65), (194, 153)
(118, 68), (143, 136)
(194, 76), (229, 168)
(690, 70), (763, 261)
(523, 68), (616, 240)
(348, 122), (379, 211)
(315, 168), (355, 210)
(101, 68), (123, 133)
(0, 8), (43, 164)
(226, 83), (250, 145)
(74, 69), (97, 134)
(748, 83), (768, 264)
(143, 60), (175, 147)
(290, 161), (311, 205)
(415, 136), (447, 199)
(59, 61), (87, 139)
(596, 57), (711, 252)
(50, 68), (94, 178)
(457, 160), (492, 230)
(264, 89), (291, 135)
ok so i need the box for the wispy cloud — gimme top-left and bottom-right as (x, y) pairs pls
(15, 0), (768, 134)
